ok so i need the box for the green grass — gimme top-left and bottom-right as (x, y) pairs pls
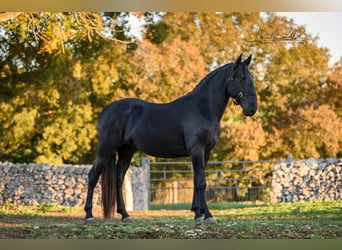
(153, 200), (342, 221)
(151, 201), (268, 210)
(1, 200), (342, 239)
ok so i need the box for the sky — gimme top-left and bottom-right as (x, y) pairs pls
(277, 12), (342, 65)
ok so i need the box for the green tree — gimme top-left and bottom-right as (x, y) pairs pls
(0, 12), (134, 164)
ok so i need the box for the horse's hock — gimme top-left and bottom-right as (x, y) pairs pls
(0, 162), (149, 210)
(271, 158), (342, 204)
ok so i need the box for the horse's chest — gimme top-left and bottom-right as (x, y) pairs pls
(186, 121), (220, 147)
(208, 123), (221, 145)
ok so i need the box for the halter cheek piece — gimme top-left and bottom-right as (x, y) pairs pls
(226, 75), (243, 106)
(233, 91), (243, 105)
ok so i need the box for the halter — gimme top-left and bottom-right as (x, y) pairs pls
(226, 65), (254, 106)
(233, 92), (243, 105)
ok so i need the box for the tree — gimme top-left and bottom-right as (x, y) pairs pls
(321, 59), (342, 117)
(283, 105), (342, 158)
(0, 12), (134, 164)
(0, 12), (340, 164)
(219, 117), (267, 161)
(122, 37), (206, 103)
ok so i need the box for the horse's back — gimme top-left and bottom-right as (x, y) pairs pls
(98, 98), (144, 123)
(97, 98), (190, 157)
(99, 97), (190, 126)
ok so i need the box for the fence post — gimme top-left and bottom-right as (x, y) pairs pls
(141, 157), (151, 210)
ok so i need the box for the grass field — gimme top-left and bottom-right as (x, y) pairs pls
(0, 200), (341, 239)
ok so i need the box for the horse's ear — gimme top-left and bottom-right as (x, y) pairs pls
(243, 54), (252, 66)
(235, 54), (242, 65)
(233, 54), (243, 71)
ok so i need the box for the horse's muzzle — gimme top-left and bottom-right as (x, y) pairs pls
(243, 103), (257, 116)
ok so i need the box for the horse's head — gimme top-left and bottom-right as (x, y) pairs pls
(226, 54), (257, 116)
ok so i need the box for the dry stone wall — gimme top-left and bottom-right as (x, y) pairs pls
(2, 158), (341, 208)
(271, 158), (342, 204)
(0, 162), (148, 210)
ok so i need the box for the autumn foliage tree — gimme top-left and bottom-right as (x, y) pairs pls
(283, 105), (342, 159)
(0, 12), (341, 165)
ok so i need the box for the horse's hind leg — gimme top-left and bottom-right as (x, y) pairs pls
(84, 154), (114, 223)
(116, 144), (135, 222)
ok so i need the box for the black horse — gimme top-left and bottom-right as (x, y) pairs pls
(84, 54), (257, 224)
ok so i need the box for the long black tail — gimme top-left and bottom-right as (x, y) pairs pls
(101, 155), (117, 220)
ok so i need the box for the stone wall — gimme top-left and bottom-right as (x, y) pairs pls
(2, 158), (341, 208)
(271, 158), (342, 204)
(0, 162), (148, 210)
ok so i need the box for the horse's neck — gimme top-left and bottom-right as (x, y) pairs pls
(190, 71), (230, 121)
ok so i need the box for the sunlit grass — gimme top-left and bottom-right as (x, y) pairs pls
(152, 200), (342, 220)
(1, 200), (341, 238)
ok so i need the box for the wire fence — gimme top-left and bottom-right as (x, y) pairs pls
(143, 156), (292, 205)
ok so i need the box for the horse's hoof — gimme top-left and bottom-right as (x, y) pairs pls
(122, 216), (133, 223)
(204, 217), (218, 225)
(195, 216), (204, 223)
(85, 217), (95, 225)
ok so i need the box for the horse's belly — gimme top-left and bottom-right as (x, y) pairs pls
(143, 146), (189, 158)
(133, 133), (188, 158)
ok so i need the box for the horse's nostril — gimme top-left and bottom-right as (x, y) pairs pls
(244, 106), (257, 116)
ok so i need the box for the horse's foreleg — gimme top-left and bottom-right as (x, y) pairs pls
(116, 145), (135, 222)
(202, 150), (215, 220)
(190, 146), (216, 224)
(190, 146), (209, 221)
